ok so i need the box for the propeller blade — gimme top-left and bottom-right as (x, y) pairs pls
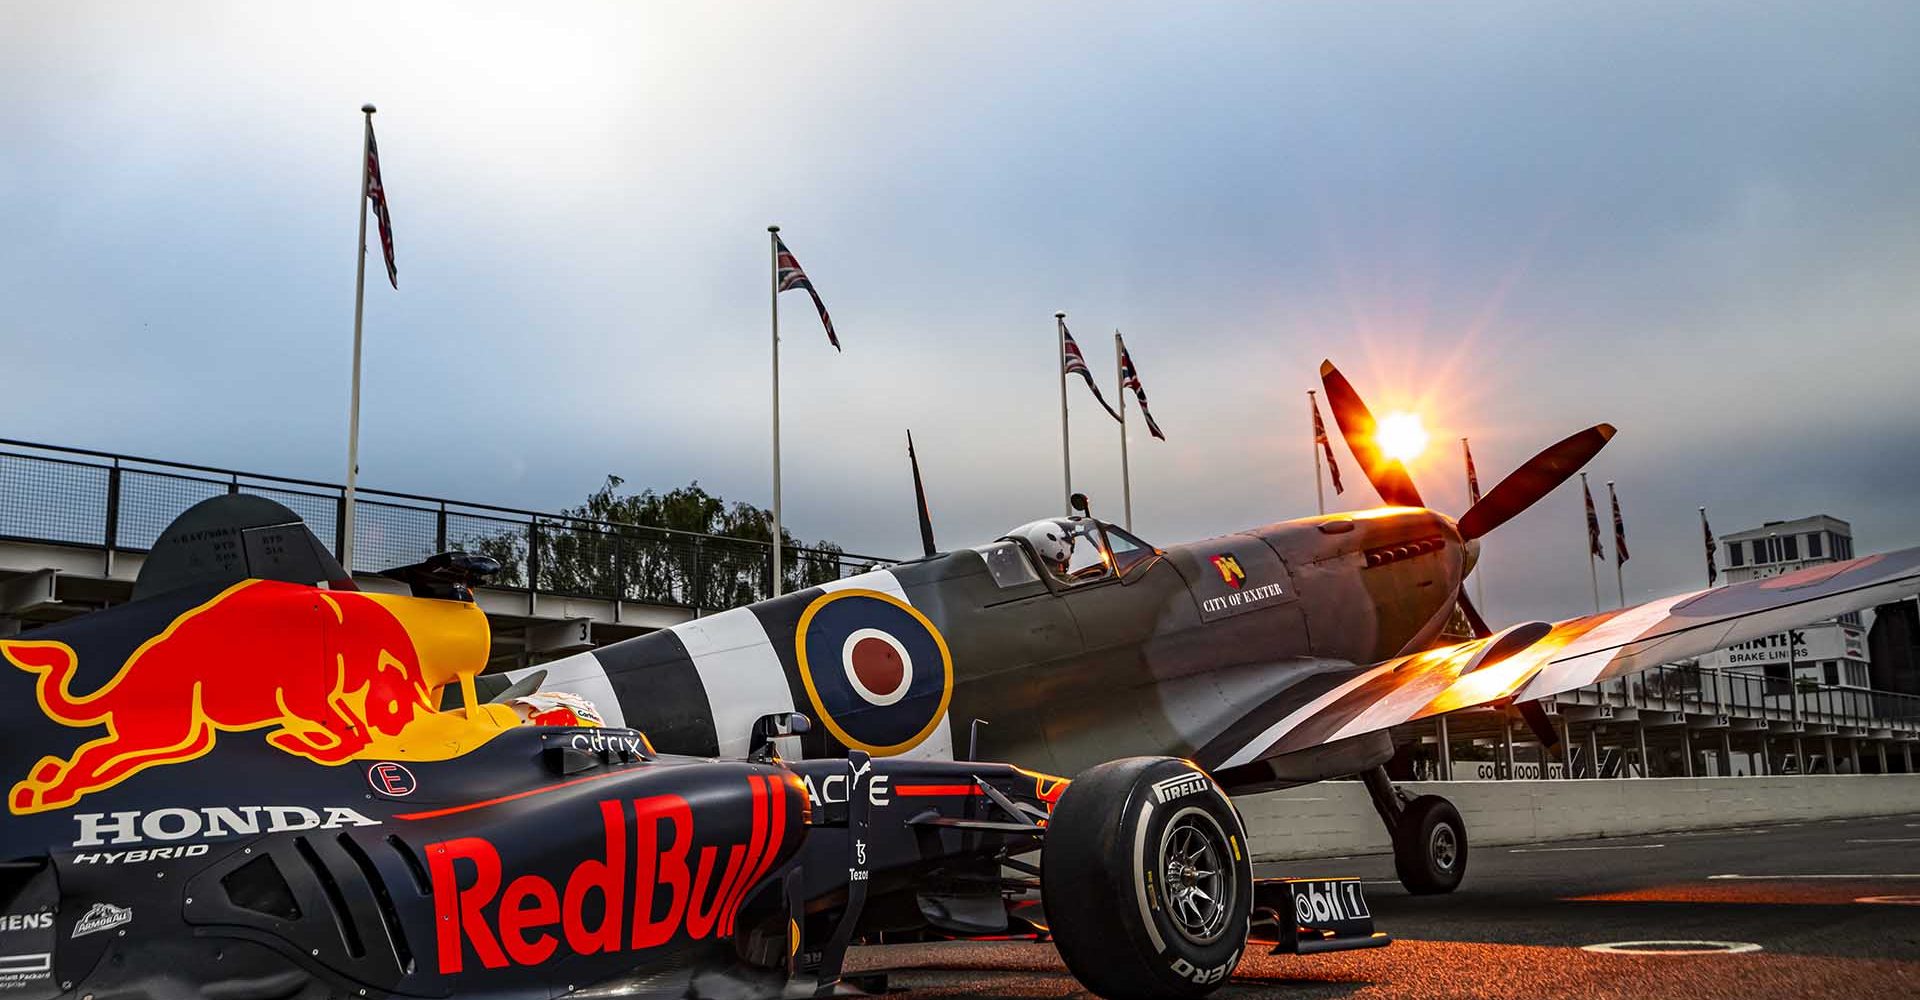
(1456, 423), (1617, 541)
(1318, 360), (1424, 509)
(908, 430), (937, 558)
(1456, 590), (1492, 639)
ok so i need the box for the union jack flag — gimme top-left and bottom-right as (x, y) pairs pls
(775, 236), (838, 351)
(1702, 508), (1718, 586)
(365, 121), (397, 289)
(1463, 438), (1481, 505)
(1609, 482), (1629, 565)
(1311, 393), (1344, 494)
(1060, 323), (1120, 421)
(1584, 478), (1604, 560)
(1115, 332), (1165, 440)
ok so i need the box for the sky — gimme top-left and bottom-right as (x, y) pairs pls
(3, 2), (1917, 625)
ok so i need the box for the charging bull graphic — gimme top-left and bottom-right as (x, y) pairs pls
(4, 579), (439, 814)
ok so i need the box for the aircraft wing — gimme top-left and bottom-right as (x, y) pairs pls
(1213, 546), (1920, 769)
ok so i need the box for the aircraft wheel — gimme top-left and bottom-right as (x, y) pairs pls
(1392, 794), (1467, 895)
(1042, 757), (1252, 1000)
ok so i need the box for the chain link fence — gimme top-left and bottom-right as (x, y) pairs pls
(0, 440), (889, 612)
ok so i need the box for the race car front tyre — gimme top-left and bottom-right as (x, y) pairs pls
(1042, 757), (1253, 1000)
(1391, 794), (1466, 895)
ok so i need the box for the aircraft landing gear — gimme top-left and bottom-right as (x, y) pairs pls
(1361, 767), (1466, 895)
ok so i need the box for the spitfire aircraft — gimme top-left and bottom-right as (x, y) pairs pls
(509, 361), (1920, 895)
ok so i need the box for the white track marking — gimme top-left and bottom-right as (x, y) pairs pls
(1710, 873), (1920, 880)
(1509, 844), (1665, 854)
(1581, 940), (1761, 955)
(1847, 838), (1920, 844)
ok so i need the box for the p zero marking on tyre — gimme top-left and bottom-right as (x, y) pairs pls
(793, 589), (953, 755)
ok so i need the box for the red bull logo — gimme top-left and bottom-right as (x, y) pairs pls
(3, 579), (443, 815)
(427, 780), (791, 974)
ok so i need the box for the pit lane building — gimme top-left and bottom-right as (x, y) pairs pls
(1698, 515), (1871, 691)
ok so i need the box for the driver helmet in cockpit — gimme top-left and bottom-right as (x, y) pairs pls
(1015, 519), (1075, 578)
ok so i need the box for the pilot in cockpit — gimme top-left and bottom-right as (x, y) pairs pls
(1019, 520), (1077, 580)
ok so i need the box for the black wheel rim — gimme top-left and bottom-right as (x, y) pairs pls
(1159, 808), (1233, 945)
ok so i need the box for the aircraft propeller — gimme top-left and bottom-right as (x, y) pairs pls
(1317, 360), (1615, 638)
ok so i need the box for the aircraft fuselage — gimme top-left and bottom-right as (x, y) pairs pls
(531, 506), (1472, 787)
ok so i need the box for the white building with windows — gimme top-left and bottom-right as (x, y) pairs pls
(1697, 515), (1871, 689)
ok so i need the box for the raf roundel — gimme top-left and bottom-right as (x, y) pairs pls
(794, 589), (953, 755)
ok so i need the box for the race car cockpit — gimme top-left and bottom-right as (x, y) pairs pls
(986, 516), (1158, 588)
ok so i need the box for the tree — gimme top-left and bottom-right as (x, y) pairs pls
(460, 476), (855, 609)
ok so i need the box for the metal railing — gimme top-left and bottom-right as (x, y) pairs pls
(0, 439), (891, 612)
(1558, 662), (1920, 736)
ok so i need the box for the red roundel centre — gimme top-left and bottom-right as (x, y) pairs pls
(850, 636), (905, 697)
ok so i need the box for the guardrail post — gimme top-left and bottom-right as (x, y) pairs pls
(528, 519), (543, 614)
(613, 527), (627, 602)
(228, 473), (239, 495)
(691, 537), (704, 611)
(435, 501), (448, 554)
(334, 492), (348, 563)
(102, 459), (121, 576)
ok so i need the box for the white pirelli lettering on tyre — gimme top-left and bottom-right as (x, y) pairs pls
(1150, 772), (1209, 804)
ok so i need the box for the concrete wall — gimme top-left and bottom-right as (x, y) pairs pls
(1236, 774), (1920, 861)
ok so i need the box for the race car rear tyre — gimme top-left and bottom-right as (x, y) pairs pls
(1042, 757), (1253, 1000)
(1392, 794), (1466, 895)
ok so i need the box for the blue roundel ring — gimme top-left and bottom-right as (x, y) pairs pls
(794, 589), (953, 755)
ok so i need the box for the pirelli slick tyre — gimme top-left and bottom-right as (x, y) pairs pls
(1392, 795), (1466, 895)
(1042, 757), (1253, 1000)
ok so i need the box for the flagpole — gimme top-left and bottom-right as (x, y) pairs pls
(1115, 331), (1132, 530)
(1464, 437), (1484, 610)
(1057, 312), (1071, 515)
(342, 103), (375, 575)
(1309, 390), (1324, 516)
(1609, 481), (1625, 607)
(1581, 471), (1599, 614)
(769, 225), (783, 597)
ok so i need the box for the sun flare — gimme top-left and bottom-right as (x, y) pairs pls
(1376, 411), (1430, 464)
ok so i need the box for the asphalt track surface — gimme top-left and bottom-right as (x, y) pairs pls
(848, 812), (1920, 999)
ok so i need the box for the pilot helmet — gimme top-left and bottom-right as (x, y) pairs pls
(1015, 519), (1074, 568)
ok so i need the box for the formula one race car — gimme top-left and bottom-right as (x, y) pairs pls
(0, 497), (1383, 1000)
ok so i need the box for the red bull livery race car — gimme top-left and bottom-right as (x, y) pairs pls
(0, 497), (1381, 1000)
